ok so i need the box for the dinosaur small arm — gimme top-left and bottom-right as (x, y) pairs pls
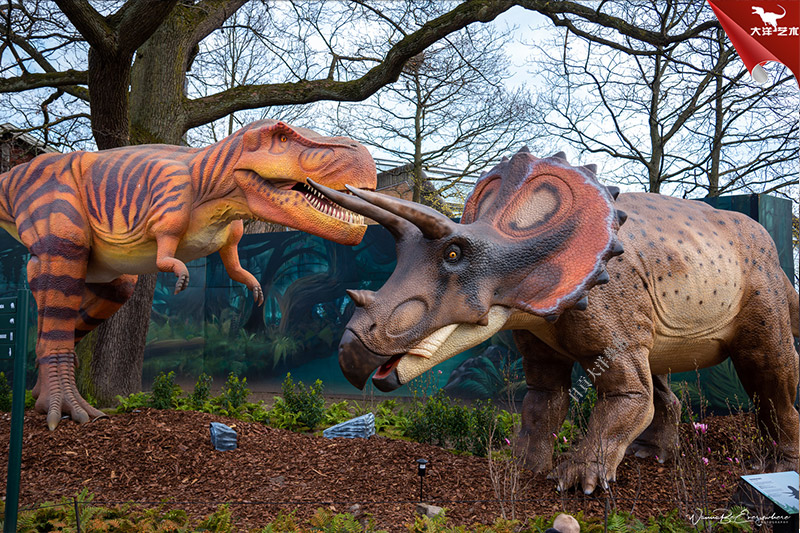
(0, 120), (376, 429)
(312, 148), (799, 494)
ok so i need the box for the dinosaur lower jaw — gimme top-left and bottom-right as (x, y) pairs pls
(339, 306), (513, 392)
(291, 181), (365, 225)
(394, 306), (513, 386)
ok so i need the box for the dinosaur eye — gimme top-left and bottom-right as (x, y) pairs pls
(444, 244), (461, 263)
(279, 134), (288, 142)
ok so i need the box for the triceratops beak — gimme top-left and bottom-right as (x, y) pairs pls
(338, 329), (399, 390)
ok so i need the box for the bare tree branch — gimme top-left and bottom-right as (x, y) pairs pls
(0, 69), (87, 92)
(53, 0), (115, 52)
(184, 0), (516, 128)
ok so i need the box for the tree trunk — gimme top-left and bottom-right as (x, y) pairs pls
(83, 49), (141, 406)
(88, 15), (194, 405)
(707, 28), (726, 198)
(90, 273), (156, 403)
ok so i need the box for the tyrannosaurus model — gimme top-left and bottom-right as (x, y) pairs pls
(310, 148), (799, 494)
(0, 120), (375, 429)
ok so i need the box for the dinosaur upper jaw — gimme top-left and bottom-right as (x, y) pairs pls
(236, 171), (370, 245)
(339, 306), (514, 391)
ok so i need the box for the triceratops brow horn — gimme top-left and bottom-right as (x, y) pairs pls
(306, 179), (414, 239)
(344, 185), (454, 240)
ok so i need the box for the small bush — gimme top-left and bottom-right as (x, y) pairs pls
(115, 391), (149, 413)
(195, 504), (233, 532)
(323, 399), (353, 426)
(0, 372), (12, 411)
(190, 372), (213, 408)
(553, 419), (579, 456)
(220, 372), (250, 411)
(280, 373), (325, 431)
(404, 391), (510, 457)
(150, 371), (181, 409)
(267, 396), (301, 430)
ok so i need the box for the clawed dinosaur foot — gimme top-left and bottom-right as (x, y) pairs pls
(548, 455), (615, 494)
(173, 273), (189, 294)
(252, 285), (264, 306)
(34, 352), (107, 430)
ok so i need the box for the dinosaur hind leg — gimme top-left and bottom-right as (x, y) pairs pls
(74, 275), (138, 343)
(625, 374), (680, 462)
(28, 255), (105, 429)
(728, 317), (799, 472)
(32, 274), (139, 404)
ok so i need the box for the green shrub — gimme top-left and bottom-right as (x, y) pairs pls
(220, 372), (250, 411)
(25, 389), (35, 409)
(307, 507), (365, 533)
(374, 399), (409, 437)
(279, 373), (325, 431)
(150, 371), (181, 409)
(195, 504), (233, 532)
(404, 391), (510, 457)
(115, 391), (150, 413)
(0, 372), (12, 411)
(190, 372), (213, 408)
(554, 419), (579, 456)
(323, 399), (353, 426)
(267, 396), (301, 430)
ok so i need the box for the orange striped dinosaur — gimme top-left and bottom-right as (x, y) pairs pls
(0, 120), (375, 429)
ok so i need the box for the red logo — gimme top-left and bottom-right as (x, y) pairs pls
(707, 0), (799, 86)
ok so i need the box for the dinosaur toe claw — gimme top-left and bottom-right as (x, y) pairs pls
(174, 273), (189, 294)
(253, 285), (264, 306)
(36, 352), (105, 430)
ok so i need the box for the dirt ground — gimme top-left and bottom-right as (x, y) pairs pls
(0, 409), (769, 531)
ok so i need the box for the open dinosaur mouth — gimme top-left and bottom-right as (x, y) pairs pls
(292, 182), (365, 225)
(373, 354), (403, 380)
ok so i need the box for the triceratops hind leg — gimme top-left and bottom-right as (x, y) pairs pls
(728, 320), (800, 472)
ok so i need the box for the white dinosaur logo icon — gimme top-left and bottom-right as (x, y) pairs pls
(752, 5), (786, 29)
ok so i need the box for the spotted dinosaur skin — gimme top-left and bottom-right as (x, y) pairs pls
(313, 148), (799, 495)
(0, 120), (375, 429)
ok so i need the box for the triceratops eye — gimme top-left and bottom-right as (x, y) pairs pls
(444, 243), (461, 263)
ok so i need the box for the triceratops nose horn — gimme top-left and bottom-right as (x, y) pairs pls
(346, 289), (376, 308)
(344, 185), (454, 240)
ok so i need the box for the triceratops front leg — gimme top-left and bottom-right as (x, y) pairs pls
(513, 330), (573, 474)
(550, 346), (654, 494)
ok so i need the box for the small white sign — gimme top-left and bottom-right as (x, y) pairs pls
(742, 471), (800, 514)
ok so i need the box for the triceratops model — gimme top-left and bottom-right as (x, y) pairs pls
(309, 148), (799, 494)
(0, 120), (375, 429)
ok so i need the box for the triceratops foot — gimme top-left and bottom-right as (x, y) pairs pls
(34, 352), (106, 430)
(625, 438), (673, 463)
(548, 455), (616, 494)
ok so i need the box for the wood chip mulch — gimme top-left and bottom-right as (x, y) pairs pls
(0, 409), (755, 531)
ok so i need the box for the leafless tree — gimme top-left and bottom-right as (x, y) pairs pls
(526, 0), (798, 199)
(328, 22), (537, 211)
